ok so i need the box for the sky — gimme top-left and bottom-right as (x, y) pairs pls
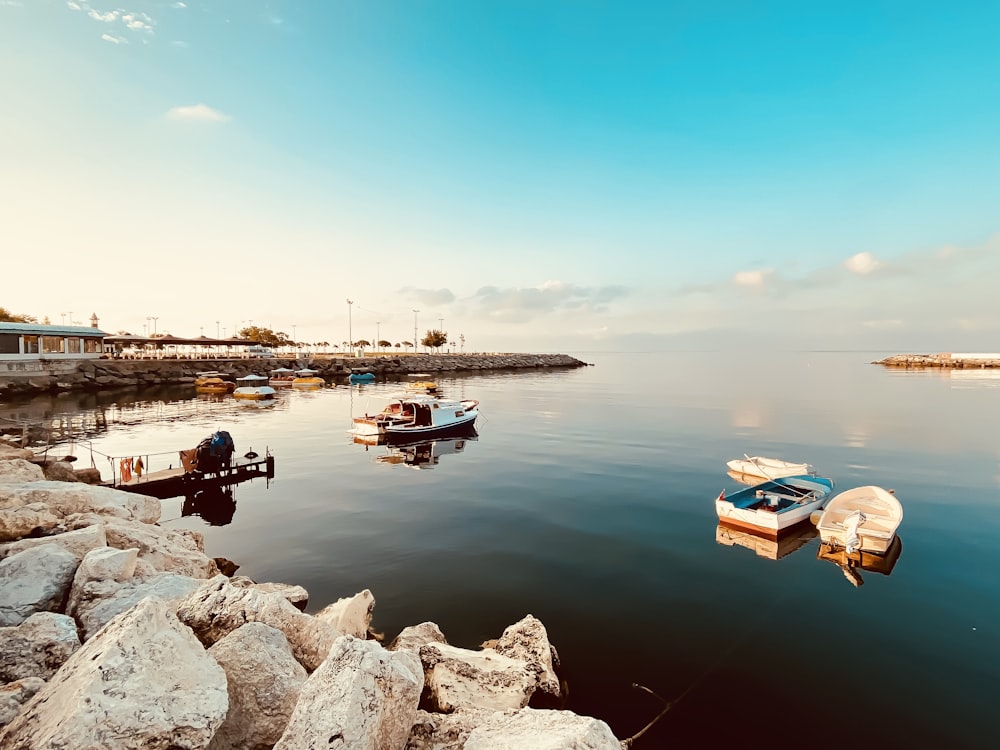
(2, 0), (999, 352)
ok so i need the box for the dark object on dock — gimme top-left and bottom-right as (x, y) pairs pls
(114, 430), (274, 500)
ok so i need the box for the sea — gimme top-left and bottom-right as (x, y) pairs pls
(5, 351), (997, 748)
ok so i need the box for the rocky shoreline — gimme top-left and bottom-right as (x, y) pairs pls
(0, 353), (589, 399)
(874, 353), (1000, 368)
(0, 441), (621, 749)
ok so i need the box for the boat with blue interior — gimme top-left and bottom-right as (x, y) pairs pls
(233, 374), (277, 401)
(715, 475), (835, 537)
(292, 368), (324, 388)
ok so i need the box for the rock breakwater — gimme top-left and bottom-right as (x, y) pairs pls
(0, 442), (621, 748)
(874, 353), (1000, 368)
(0, 353), (589, 398)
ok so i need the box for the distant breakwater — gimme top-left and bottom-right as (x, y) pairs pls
(0, 353), (590, 398)
(874, 353), (1000, 369)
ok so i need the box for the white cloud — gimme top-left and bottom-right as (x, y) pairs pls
(101, 33), (126, 44)
(173, 1), (187, 7)
(88, 9), (119, 22)
(733, 269), (773, 288)
(66, 1), (81, 10)
(165, 103), (231, 122)
(844, 251), (883, 275)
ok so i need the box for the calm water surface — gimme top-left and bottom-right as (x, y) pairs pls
(8, 352), (997, 748)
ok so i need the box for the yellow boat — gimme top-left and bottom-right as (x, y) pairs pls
(194, 372), (235, 393)
(292, 368), (325, 388)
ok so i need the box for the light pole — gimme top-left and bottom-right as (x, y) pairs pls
(292, 324), (296, 344)
(376, 321), (380, 353)
(60, 312), (68, 325)
(438, 317), (444, 333)
(460, 333), (465, 353)
(412, 309), (419, 353)
(216, 321), (220, 339)
(347, 300), (353, 355)
(151, 317), (158, 335)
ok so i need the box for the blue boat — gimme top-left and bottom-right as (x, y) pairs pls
(715, 474), (835, 537)
(349, 371), (376, 383)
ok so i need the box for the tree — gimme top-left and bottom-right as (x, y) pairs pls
(401, 341), (413, 350)
(0, 307), (37, 323)
(394, 342), (401, 350)
(421, 329), (448, 351)
(238, 326), (291, 347)
(378, 339), (392, 349)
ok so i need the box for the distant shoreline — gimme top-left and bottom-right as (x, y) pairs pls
(874, 353), (1000, 369)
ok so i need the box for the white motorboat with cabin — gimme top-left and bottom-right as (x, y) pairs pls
(233, 374), (277, 401)
(351, 393), (479, 440)
(814, 485), (903, 554)
(715, 475), (835, 537)
(726, 455), (814, 482)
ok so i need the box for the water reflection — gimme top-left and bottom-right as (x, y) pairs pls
(715, 523), (818, 561)
(354, 427), (479, 470)
(816, 535), (903, 588)
(182, 485), (238, 526)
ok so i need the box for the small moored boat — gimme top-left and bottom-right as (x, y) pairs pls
(814, 486), (903, 554)
(351, 394), (479, 440)
(726, 455), (814, 481)
(715, 475), (835, 537)
(194, 372), (235, 393)
(269, 368), (296, 387)
(233, 374), (277, 401)
(292, 369), (324, 388)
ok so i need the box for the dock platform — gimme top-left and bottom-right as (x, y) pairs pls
(112, 455), (275, 499)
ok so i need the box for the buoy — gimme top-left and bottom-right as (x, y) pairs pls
(810, 510), (824, 526)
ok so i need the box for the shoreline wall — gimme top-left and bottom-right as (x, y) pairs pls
(0, 353), (590, 399)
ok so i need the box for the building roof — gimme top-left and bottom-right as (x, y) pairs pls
(0, 322), (107, 337)
(102, 335), (260, 347)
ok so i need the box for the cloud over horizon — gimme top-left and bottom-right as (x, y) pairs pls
(165, 103), (231, 122)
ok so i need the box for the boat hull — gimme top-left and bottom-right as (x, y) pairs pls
(726, 458), (812, 480)
(233, 388), (277, 400)
(815, 485), (902, 554)
(384, 410), (478, 440)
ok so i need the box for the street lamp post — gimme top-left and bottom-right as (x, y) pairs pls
(376, 321), (380, 353)
(347, 300), (353, 356)
(151, 317), (158, 336)
(412, 309), (419, 353)
(216, 321), (220, 339)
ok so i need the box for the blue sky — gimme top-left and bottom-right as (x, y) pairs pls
(2, 1), (999, 351)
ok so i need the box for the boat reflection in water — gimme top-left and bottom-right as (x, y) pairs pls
(817, 535), (903, 588)
(715, 522), (817, 561)
(354, 425), (478, 470)
(182, 485), (238, 526)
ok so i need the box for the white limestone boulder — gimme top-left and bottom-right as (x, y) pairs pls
(42, 460), (81, 483)
(0, 524), (107, 562)
(0, 481), (159, 542)
(208, 623), (308, 750)
(494, 615), (562, 700)
(0, 544), (79, 626)
(420, 643), (537, 713)
(313, 588), (375, 638)
(0, 597), (229, 749)
(0, 612), (80, 682)
(405, 708), (494, 750)
(0, 445), (34, 462)
(464, 708), (620, 750)
(0, 677), (46, 728)
(274, 635), (423, 750)
(67, 514), (217, 578)
(0, 459), (44, 484)
(231, 577), (310, 610)
(389, 621), (448, 653)
(178, 575), (373, 672)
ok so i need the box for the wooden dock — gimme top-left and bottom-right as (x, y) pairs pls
(112, 455), (275, 499)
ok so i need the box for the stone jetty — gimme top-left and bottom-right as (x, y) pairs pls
(874, 352), (1000, 369)
(0, 353), (589, 399)
(0, 441), (621, 749)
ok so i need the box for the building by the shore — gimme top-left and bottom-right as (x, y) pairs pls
(0, 316), (106, 365)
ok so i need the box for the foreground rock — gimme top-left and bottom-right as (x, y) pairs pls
(208, 623), (308, 750)
(0, 459), (44, 484)
(0, 678), (45, 728)
(0, 597), (229, 749)
(179, 575), (374, 672)
(0, 612), (80, 682)
(0, 544), (78, 626)
(0, 524), (107, 563)
(420, 643), (538, 712)
(464, 708), (620, 750)
(274, 635), (423, 750)
(0, 481), (159, 542)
